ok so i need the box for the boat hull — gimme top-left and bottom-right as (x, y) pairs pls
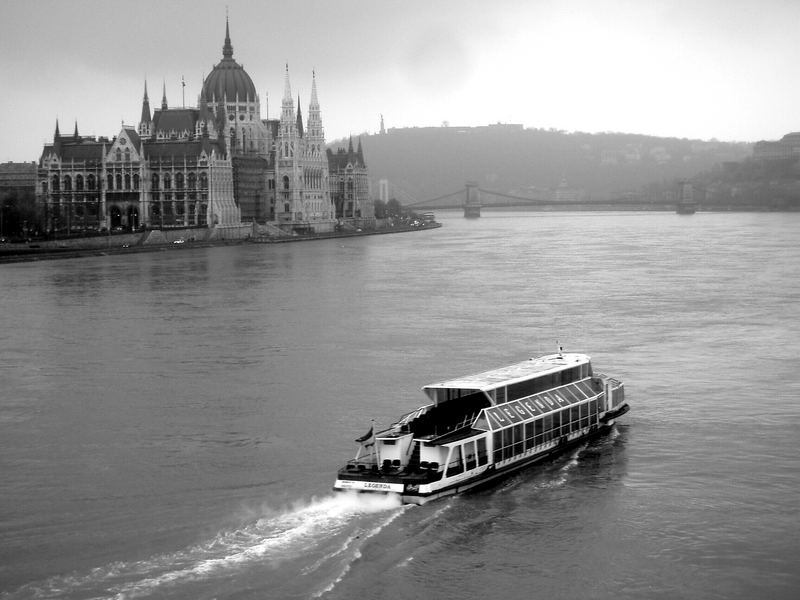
(334, 417), (623, 505)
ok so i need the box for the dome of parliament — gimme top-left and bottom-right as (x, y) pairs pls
(201, 21), (257, 102)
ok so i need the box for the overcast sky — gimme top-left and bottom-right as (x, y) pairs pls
(1, 0), (798, 162)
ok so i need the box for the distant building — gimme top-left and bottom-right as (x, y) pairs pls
(378, 178), (389, 203)
(327, 137), (374, 227)
(35, 18), (366, 236)
(753, 132), (800, 161)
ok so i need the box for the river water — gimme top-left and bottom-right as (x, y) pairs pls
(1, 211), (798, 599)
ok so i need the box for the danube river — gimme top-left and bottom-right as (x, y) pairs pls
(1, 211), (798, 599)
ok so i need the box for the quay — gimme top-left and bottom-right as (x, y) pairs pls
(0, 222), (442, 264)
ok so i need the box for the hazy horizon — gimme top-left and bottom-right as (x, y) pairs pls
(2, 0), (798, 162)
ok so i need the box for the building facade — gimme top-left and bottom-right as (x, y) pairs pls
(328, 137), (375, 227)
(36, 18), (361, 236)
(753, 132), (800, 161)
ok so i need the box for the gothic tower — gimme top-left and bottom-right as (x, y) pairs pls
(138, 81), (152, 139)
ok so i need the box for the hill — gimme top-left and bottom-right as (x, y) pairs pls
(332, 125), (752, 204)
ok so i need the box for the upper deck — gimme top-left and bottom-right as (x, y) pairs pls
(423, 353), (591, 405)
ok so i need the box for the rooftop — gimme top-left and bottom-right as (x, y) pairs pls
(423, 353), (589, 392)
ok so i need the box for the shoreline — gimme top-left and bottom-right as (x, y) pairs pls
(0, 223), (442, 265)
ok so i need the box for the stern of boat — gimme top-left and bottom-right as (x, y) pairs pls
(595, 373), (628, 424)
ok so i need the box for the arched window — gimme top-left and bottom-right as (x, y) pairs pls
(124, 174), (131, 190)
(115, 148), (122, 161)
(133, 174), (140, 190)
(51, 175), (60, 191)
(87, 174), (96, 190)
(63, 175), (72, 191)
(163, 173), (171, 189)
(151, 173), (159, 189)
(199, 173), (208, 189)
(175, 172), (184, 189)
(107, 174), (114, 190)
(284, 203), (290, 212)
(187, 173), (196, 189)
(283, 176), (290, 190)
(76, 175), (84, 191)
(124, 148), (130, 162)
(115, 173), (122, 190)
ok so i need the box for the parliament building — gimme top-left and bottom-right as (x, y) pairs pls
(36, 19), (374, 236)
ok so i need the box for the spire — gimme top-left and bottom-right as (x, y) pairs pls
(348, 135), (354, 154)
(73, 120), (79, 138)
(280, 64), (295, 130)
(296, 96), (304, 137)
(310, 70), (319, 107)
(140, 81), (152, 123)
(54, 119), (60, 140)
(161, 80), (168, 110)
(223, 15), (233, 60)
(307, 70), (323, 140)
(283, 63), (292, 101)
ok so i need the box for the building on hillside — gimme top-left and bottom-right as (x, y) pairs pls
(35, 18), (361, 236)
(753, 132), (800, 161)
(327, 137), (374, 227)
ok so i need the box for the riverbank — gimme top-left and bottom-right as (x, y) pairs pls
(0, 222), (442, 264)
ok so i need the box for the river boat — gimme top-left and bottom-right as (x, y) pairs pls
(333, 351), (628, 505)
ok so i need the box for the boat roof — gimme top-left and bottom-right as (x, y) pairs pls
(423, 353), (589, 392)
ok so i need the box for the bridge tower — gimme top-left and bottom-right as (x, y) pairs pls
(464, 181), (481, 218)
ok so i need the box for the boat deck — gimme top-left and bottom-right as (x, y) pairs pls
(338, 462), (443, 484)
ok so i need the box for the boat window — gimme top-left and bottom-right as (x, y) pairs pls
(561, 386), (582, 403)
(496, 386), (506, 404)
(590, 399), (599, 420)
(502, 428), (513, 460)
(570, 406), (580, 429)
(465, 440), (477, 470)
(473, 413), (490, 431)
(554, 410), (564, 436)
(477, 437), (488, 466)
(446, 445), (464, 477)
(382, 439), (396, 445)
(525, 422), (534, 450)
(493, 431), (502, 463)
(508, 377), (539, 401)
(575, 380), (594, 397)
(513, 424), (524, 456)
(534, 418), (544, 446)
(543, 415), (553, 442)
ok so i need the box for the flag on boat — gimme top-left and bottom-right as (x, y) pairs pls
(355, 423), (374, 446)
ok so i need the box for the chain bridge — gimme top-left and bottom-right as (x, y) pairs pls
(406, 182), (671, 217)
